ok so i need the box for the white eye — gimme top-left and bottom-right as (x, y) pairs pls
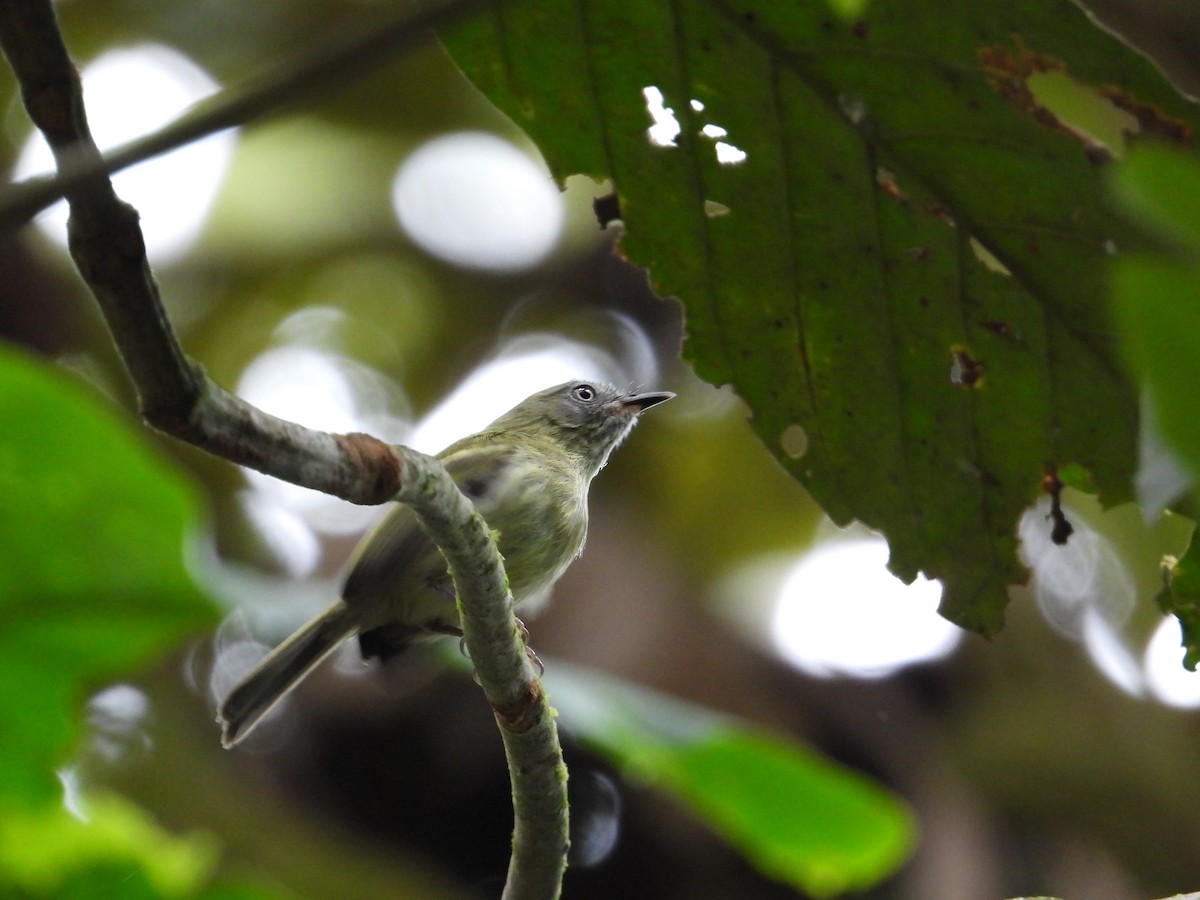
(573, 384), (596, 402)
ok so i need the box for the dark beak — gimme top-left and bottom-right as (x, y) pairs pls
(623, 390), (674, 412)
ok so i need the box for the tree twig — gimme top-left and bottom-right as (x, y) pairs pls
(0, 2), (568, 897)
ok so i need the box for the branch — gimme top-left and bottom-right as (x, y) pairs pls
(0, 0), (498, 230)
(0, 2), (568, 897)
(397, 447), (569, 899)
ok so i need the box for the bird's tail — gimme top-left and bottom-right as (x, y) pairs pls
(218, 602), (356, 748)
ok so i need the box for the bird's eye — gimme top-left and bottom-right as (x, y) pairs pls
(572, 384), (596, 402)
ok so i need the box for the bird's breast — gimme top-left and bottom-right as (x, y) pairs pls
(475, 452), (589, 601)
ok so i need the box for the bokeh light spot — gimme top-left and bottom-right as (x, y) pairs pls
(1018, 497), (1136, 641)
(14, 45), (235, 261)
(770, 537), (958, 679)
(1145, 617), (1200, 708)
(236, 345), (409, 538)
(391, 131), (563, 272)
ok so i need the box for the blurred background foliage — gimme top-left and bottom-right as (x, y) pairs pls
(3, 0), (1200, 898)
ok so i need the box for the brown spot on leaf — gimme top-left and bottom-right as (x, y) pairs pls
(926, 201), (955, 227)
(977, 318), (1024, 344)
(979, 38), (1064, 104)
(978, 39), (1132, 159)
(1099, 86), (1192, 144)
(875, 167), (908, 204)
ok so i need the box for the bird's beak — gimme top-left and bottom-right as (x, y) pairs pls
(622, 391), (674, 412)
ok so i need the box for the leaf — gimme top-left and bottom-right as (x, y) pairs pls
(1155, 539), (1200, 672)
(1110, 145), (1200, 670)
(0, 344), (216, 805)
(1110, 145), (1200, 480)
(443, 0), (1200, 633)
(0, 792), (218, 896)
(545, 664), (915, 897)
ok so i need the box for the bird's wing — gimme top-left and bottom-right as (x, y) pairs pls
(345, 437), (515, 660)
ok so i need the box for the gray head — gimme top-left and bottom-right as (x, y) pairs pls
(490, 381), (673, 472)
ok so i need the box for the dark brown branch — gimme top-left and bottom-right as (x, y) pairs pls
(0, 0), (497, 230)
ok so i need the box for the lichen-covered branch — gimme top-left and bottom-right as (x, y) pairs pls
(396, 447), (570, 899)
(0, 1), (568, 896)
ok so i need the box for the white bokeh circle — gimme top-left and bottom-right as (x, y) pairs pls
(391, 131), (563, 272)
(13, 44), (236, 261)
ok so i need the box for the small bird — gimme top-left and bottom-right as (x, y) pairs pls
(218, 380), (672, 747)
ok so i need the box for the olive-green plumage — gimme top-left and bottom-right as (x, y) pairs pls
(218, 381), (671, 746)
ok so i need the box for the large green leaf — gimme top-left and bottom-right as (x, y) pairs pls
(0, 344), (216, 804)
(546, 664), (915, 897)
(444, 0), (1200, 633)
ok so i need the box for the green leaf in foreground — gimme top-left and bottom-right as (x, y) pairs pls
(1111, 145), (1200, 480)
(444, 0), (1200, 633)
(0, 792), (218, 896)
(546, 665), (915, 897)
(0, 343), (216, 805)
(1110, 145), (1200, 670)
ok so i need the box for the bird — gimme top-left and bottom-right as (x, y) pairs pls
(218, 380), (672, 747)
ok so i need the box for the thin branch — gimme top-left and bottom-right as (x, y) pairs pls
(0, 2), (569, 897)
(0, 0), (498, 230)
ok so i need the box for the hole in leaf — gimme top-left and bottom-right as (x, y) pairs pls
(697, 118), (748, 166)
(1026, 70), (1139, 160)
(838, 93), (869, 126)
(704, 200), (731, 218)
(968, 236), (1012, 276)
(977, 39), (1164, 161)
(714, 141), (747, 165)
(949, 346), (984, 388)
(642, 86), (681, 147)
